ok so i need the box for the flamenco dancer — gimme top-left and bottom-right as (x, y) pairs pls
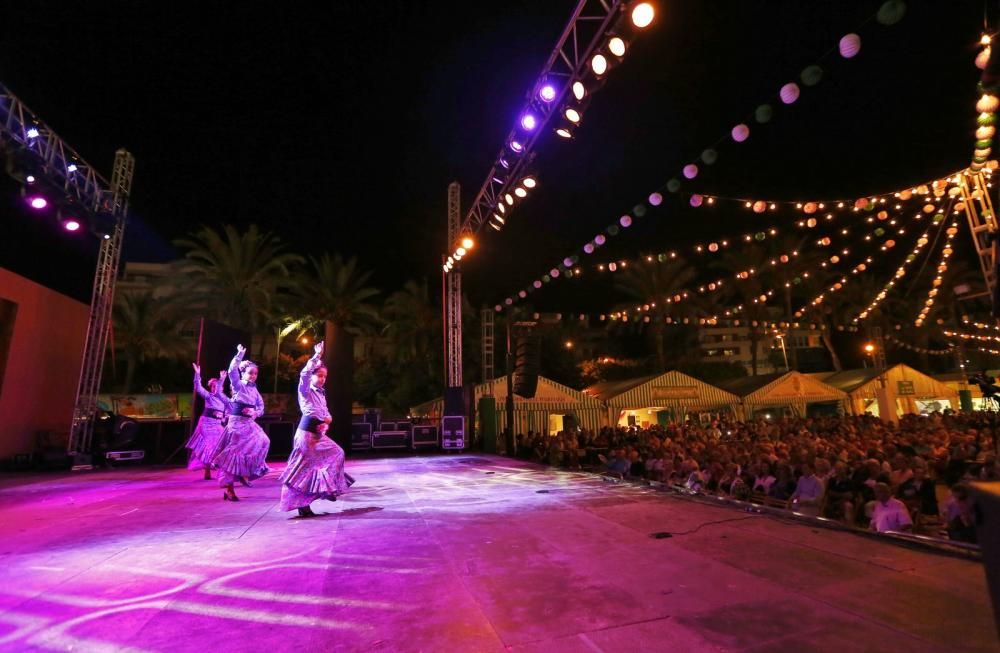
(184, 363), (228, 480)
(278, 341), (352, 517)
(212, 345), (270, 502)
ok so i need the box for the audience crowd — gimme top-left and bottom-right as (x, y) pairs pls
(511, 411), (994, 544)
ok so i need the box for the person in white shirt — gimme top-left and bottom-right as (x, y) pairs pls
(870, 482), (913, 533)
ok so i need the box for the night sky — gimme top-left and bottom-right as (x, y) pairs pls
(0, 1), (990, 312)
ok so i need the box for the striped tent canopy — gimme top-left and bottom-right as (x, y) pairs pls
(719, 371), (846, 417)
(816, 364), (957, 401)
(411, 375), (605, 435)
(583, 370), (739, 411)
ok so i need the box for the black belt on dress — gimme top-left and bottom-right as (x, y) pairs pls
(298, 415), (326, 433)
(205, 409), (224, 420)
(234, 401), (256, 413)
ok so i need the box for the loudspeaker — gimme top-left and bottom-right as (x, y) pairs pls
(395, 421), (413, 437)
(372, 430), (409, 449)
(363, 408), (381, 432)
(513, 335), (540, 398)
(412, 425), (438, 449)
(442, 416), (465, 450)
(444, 386), (465, 415)
(351, 422), (372, 450)
(478, 397), (497, 453)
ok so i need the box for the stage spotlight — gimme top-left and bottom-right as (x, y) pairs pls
(26, 194), (48, 210)
(510, 139), (524, 153)
(504, 193), (514, 205)
(461, 236), (474, 249)
(608, 37), (626, 58)
(25, 127), (39, 139)
(539, 84), (557, 103)
(25, 174), (35, 183)
(520, 113), (537, 131)
(67, 163), (77, 172)
(572, 81), (586, 101)
(499, 157), (511, 170)
(493, 213), (505, 224)
(490, 221), (502, 231)
(591, 54), (608, 76)
(514, 187), (527, 198)
(62, 218), (81, 232)
(631, 2), (655, 28)
(522, 177), (537, 188)
(497, 203), (506, 214)
(564, 108), (581, 123)
(556, 127), (573, 139)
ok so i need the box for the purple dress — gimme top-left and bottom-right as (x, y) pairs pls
(185, 370), (228, 471)
(211, 351), (270, 487)
(278, 352), (350, 511)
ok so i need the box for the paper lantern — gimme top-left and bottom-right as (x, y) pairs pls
(916, 184), (929, 194)
(876, 0), (907, 25)
(933, 213), (945, 223)
(978, 112), (996, 127)
(975, 148), (992, 158)
(608, 263), (616, 272)
(518, 290), (527, 298)
(633, 204), (647, 217)
(780, 254), (789, 263)
(922, 203), (935, 213)
(584, 243), (595, 254)
(800, 65), (823, 87)
(690, 194), (704, 207)
(708, 242), (719, 252)
(648, 192), (663, 206)
(885, 240), (896, 248)
(899, 189), (912, 200)
(955, 202), (966, 211)
(977, 47), (992, 71)
(505, 298), (514, 305)
(830, 255), (840, 263)
(731, 124), (750, 142)
(683, 164), (699, 179)
(752, 200), (767, 213)
(839, 33), (861, 59)
(973, 189), (985, 199)
(755, 104), (773, 123)
(754, 232), (766, 241)
(877, 210), (888, 220)
(533, 280), (543, 289)
(803, 202), (818, 214)
(873, 228), (885, 237)
(667, 178), (681, 192)
(595, 234), (606, 245)
(563, 257), (574, 267)
(607, 225), (619, 236)
(977, 125), (996, 140)
(854, 197), (871, 209)
(779, 82), (800, 104)
(620, 215), (633, 227)
(978, 94), (1000, 113)
(933, 189), (945, 198)
(701, 149), (718, 165)
(806, 217), (817, 227)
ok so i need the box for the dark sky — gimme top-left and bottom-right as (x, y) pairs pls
(0, 1), (992, 311)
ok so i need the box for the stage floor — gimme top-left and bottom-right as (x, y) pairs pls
(0, 455), (994, 652)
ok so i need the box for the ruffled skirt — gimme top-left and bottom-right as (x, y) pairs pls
(185, 416), (225, 470)
(211, 416), (270, 486)
(278, 429), (349, 511)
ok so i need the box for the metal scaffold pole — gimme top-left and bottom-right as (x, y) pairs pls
(68, 149), (135, 465)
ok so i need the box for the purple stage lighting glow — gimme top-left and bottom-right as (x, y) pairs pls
(26, 127), (39, 138)
(25, 175), (35, 184)
(520, 114), (537, 131)
(67, 164), (78, 172)
(28, 196), (47, 210)
(510, 140), (524, 153)
(63, 219), (81, 232)
(539, 85), (557, 102)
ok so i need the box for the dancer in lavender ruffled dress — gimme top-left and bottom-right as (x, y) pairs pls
(278, 341), (352, 517)
(185, 363), (228, 480)
(212, 345), (270, 501)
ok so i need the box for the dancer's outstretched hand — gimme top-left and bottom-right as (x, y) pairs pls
(192, 363), (201, 374)
(314, 341), (324, 357)
(219, 370), (227, 379)
(236, 344), (246, 355)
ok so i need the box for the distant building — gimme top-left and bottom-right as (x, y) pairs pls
(697, 324), (827, 374)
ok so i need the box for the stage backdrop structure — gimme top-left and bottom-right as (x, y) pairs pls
(0, 268), (89, 461)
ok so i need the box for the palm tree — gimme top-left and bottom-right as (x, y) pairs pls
(383, 278), (440, 380)
(294, 253), (380, 445)
(612, 257), (698, 371)
(172, 224), (304, 348)
(112, 291), (190, 393)
(711, 245), (775, 376)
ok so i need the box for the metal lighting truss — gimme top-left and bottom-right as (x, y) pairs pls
(445, 182), (464, 388)
(457, 0), (632, 237)
(0, 82), (134, 462)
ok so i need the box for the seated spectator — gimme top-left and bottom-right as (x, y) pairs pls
(768, 464), (797, 502)
(824, 462), (856, 524)
(896, 465), (938, 519)
(942, 484), (978, 543)
(628, 450), (646, 478)
(600, 449), (630, 477)
(870, 482), (913, 533)
(751, 463), (776, 494)
(788, 462), (824, 515)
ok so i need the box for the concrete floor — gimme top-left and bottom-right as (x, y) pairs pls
(0, 454), (994, 653)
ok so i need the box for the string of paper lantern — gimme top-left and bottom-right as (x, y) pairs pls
(914, 216), (960, 326)
(960, 318), (1000, 332)
(944, 330), (1000, 343)
(494, 1), (909, 312)
(971, 34), (998, 172)
(885, 333), (955, 356)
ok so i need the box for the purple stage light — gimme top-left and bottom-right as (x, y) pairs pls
(26, 127), (39, 138)
(520, 114), (537, 131)
(499, 157), (510, 169)
(63, 219), (81, 232)
(539, 85), (557, 102)
(27, 196), (47, 210)
(510, 139), (524, 153)
(25, 175), (35, 184)
(67, 164), (78, 172)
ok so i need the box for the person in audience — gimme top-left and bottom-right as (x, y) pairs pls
(788, 461), (824, 515)
(943, 483), (977, 543)
(870, 482), (913, 533)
